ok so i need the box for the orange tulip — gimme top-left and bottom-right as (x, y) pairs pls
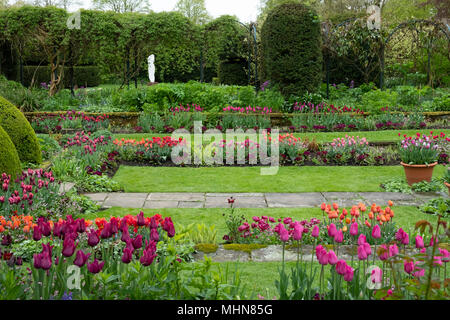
(333, 203), (339, 210)
(368, 212), (374, 220)
(385, 215), (391, 222)
(23, 225), (30, 233)
(388, 200), (394, 207)
(328, 213), (333, 219)
(365, 220), (371, 228)
(343, 225), (348, 232)
(0, 225), (4, 233)
(342, 208), (348, 216)
(376, 206), (382, 213)
(379, 221), (383, 225)
(381, 215), (387, 222)
(345, 217), (351, 224)
(385, 207), (391, 214)
(376, 215), (381, 221)
(390, 210), (394, 218)
(320, 203), (326, 211)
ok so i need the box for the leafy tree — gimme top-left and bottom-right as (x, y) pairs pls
(92, 0), (151, 13)
(174, 0), (211, 25)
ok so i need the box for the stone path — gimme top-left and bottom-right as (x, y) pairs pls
(83, 191), (447, 209)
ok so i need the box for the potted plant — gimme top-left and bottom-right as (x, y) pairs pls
(444, 168), (450, 195)
(399, 133), (439, 185)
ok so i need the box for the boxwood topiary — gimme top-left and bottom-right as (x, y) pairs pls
(0, 96), (42, 164)
(0, 125), (21, 178)
(261, 3), (323, 97)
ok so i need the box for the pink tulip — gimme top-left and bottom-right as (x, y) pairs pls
(349, 222), (358, 236)
(327, 250), (338, 265)
(358, 234), (366, 246)
(344, 266), (354, 282)
(358, 245), (368, 260)
(389, 244), (399, 257)
(336, 260), (347, 275)
(316, 245), (328, 265)
(334, 230), (343, 243)
(370, 267), (383, 284)
(404, 260), (415, 274)
(372, 225), (381, 239)
(415, 235), (424, 249)
(328, 223), (337, 238)
(439, 248), (449, 263)
(312, 225), (320, 238)
(279, 225), (290, 242)
(363, 242), (372, 256)
(293, 222), (303, 241)
(412, 267), (425, 278)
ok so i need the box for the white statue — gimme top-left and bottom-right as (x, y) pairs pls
(148, 54), (155, 83)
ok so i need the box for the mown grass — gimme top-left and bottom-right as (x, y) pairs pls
(112, 129), (450, 143)
(112, 165), (446, 193)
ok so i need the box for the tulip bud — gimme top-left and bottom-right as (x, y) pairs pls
(311, 225), (319, 238)
(415, 235), (424, 249)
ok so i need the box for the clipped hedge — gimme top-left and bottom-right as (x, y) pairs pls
(19, 65), (101, 88)
(261, 3), (323, 97)
(0, 96), (42, 164)
(218, 58), (248, 86)
(0, 125), (21, 178)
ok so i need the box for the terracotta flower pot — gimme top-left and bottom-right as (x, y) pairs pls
(445, 182), (450, 196)
(401, 162), (438, 186)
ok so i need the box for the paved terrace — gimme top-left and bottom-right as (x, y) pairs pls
(83, 192), (447, 209)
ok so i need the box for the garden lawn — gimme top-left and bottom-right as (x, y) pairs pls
(112, 129), (450, 144)
(112, 165), (446, 193)
(85, 206), (439, 240)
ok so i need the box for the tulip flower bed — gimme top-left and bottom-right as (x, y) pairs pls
(0, 212), (251, 300)
(222, 199), (449, 300)
(0, 170), (60, 218)
(31, 110), (110, 134)
(111, 133), (449, 167)
(399, 132), (449, 165)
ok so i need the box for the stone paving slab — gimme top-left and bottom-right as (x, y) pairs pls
(83, 192), (447, 209)
(265, 193), (326, 208)
(148, 193), (204, 202)
(144, 200), (180, 209)
(178, 201), (204, 208)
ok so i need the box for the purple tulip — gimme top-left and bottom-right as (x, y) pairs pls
(62, 237), (77, 257)
(137, 211), (146, 227)
(132, 235), (143, 250)
(121, 248), (133, 264)
(33, 226), (42, 241)
(87, 230), (100, 247)
(73, 250), (90, 267)
(162, 217), (175, 237)
(150, 228), (159, 242)
(140, 248), (156, 266)
(87, 259), (104, 274)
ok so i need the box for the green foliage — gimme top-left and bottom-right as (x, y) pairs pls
(382, 178), (445, 194)
(0, 95), (42, 164)
(261, 3), (323, 97)
(75, 174), (122, 193)
(19, 66), (101, 88)
(37, 134), (61, 161)
(181, 223), (218, 244)
(0, 75), (45, 112)
(0, 125), (21, 178)
(218, 58), (248, 86)
(420, 197), (450, 218)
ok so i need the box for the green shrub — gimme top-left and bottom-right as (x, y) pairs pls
(0, 75), (45, 111)
(218, 58), (248, 86)
(20, 65), (101, 88)
(261, 3), (323, 97)
(0, 125), (21, 178)
(0, 95), (42, 164)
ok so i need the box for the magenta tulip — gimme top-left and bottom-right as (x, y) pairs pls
(350, 222), (358, 236)
(334, 230), (343, 243)
(363, 242), (372, 256)
(293, 222), (303, 241)
(404, 260), (415, 274)
(132, 235), (143, 250)
(162, 217), (175, 237)
(328, 223), (337, 238)
(336, 260), (347, 275)
(357, 234), (366, 246)
(389, 244), (399, 257)
(372, 225), (381, 239)
(279, 225), (290, 242)
(327, 250), (338, 265)
(137, 211), (145, 227)
(415, 236), (424, 249)
(140, 248), (156, 266)
(357, 245), (368, 260)
(311, 225), (320, 238)
(150, 228), (159, 242)
(344, 266), (354, 282)
(378, 244), (389, 261)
